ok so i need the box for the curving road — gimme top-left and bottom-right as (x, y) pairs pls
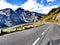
(40, 24), (60, 45)
(0, 23), (60, 45)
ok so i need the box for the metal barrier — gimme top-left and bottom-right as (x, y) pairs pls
(0, 22), (35, 34)
(0, 22), (44, 35)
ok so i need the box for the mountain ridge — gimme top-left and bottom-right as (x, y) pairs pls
(42, 7), (60, 24)
(0, 8), (44, 28)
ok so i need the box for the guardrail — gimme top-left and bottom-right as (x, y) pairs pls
(0, 22), (44, 35)
(0, 23), (33, 34)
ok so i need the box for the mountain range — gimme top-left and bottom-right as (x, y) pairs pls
(0, 8), (44, 28)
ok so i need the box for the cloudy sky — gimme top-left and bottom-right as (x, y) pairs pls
(0, 0), (60, 14)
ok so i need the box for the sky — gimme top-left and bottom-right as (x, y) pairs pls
(0, 0), (60, 14)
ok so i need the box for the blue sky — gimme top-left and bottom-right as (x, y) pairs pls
(6, 0), (60, 6)
(0, 0), (60, 14)
(6, 0), (27, 6)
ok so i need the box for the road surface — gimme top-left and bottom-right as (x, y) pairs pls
(0, 23), (60, 45)
(40, 24), (60, 45)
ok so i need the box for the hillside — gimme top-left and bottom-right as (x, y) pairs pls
(42, 7), (60, 24)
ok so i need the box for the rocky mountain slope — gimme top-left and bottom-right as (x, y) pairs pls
(0, 8), (44, 28)
(42, 7), (60, 24)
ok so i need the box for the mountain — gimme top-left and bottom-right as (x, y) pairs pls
(0, 14), (8, 28)
(0, 8), (25, 27)
(0, 8), (45, 28)
(15, 8), (45, 22)
(42, 7), (60, 24)
(0, 8), (15, 16)
(15, 8), (29, 22)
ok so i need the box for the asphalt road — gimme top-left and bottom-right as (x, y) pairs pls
(0, 23), (60, 45)
(40, 24), (60, 45)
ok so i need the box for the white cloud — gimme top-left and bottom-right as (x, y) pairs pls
(0, 0), (6, 2)
(21, 0), (44, 11)
(47, 0), (55, 2)
(20, 0), (59, 14)
(12, 5), (19, 10)
(0, 0), (59, 14)
(36, 5), (58, 14)
(0, 0), (19, 10)
(40, 0), (43, 4)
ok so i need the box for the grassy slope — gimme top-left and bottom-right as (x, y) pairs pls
(41, 7), (60, 24)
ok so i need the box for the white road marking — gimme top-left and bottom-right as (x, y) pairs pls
(32, 25), (50, 45)
(45, 30), (47, 32)
(42, 32), (45, 35)
(32, 37), (40, 45)
(42, 26), (50, 35)
(44, 26), (50, 33)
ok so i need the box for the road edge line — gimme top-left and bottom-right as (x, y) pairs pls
(32, 37), (40, 45)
